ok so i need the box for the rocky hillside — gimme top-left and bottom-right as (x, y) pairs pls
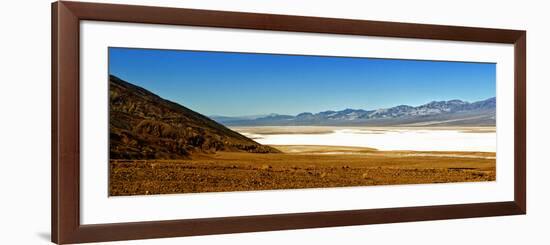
(109, 75), (279, 160)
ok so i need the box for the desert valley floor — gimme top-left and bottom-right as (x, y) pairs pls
(109, 126), (496, 196)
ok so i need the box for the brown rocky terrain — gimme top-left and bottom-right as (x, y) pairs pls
(109, 75), (280, 160)
(109, 148), (495, 195)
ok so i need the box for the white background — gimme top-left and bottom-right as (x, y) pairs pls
(0, 0), (547, 244)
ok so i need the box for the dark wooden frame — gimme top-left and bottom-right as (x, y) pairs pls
(52, 1), (526, 244)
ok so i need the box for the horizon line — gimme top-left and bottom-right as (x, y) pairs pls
(110, 73), (495, 118)
(209, 96), (496, 118)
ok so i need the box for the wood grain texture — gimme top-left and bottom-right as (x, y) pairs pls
(514, 33), (527, 213)
(51, 1), (527, 244)
(51, 2), (58, 243)
(61, 1), (524, 43)
(52, 1), (81, 243)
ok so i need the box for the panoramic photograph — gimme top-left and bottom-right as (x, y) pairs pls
(108, 47), (496, 196)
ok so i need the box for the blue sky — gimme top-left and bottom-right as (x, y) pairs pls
(109, 47), (496, 117)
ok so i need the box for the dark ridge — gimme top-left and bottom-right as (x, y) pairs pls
(109, 75), (280, 160)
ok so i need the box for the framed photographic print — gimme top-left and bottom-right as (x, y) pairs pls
(52, 1), (526, 244)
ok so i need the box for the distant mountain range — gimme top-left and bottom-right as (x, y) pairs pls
(211, 97), (496, 127)
(109, 75), (279, 160)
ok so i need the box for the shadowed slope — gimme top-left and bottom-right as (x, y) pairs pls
(109, 75), (280, 159)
